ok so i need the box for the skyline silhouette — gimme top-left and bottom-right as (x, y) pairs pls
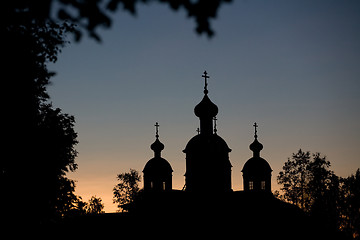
(3, 1), (359, 238)
(48, 0), (360, 213)
(111, 88), (351, 238)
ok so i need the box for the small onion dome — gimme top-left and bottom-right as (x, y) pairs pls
(150, 138), (164, 153)
(194, 95), (219, 118)
(143, 157), (173, 173)
(249, 138), (263, 154)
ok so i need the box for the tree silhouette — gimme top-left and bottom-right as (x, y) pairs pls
(113, 169), (141, 212)
(277, 149), (311, 210)
(2, 0), (232, 42)
(55, 177), (87, 217)
(1, 8), (79, 222)
(339, 169), (360, 239)
(306, 153), (341, 233)
(86, 196), (105, 215)
(277, 149), (360, 238)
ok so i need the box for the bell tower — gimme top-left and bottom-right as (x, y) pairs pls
(143, 122), (173, 192)
(242, 123), (272, 192)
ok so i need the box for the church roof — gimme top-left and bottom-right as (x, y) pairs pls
(143, 157), (173, 173)
(242, 156), (272, 174)
(183, 133), (231, 153)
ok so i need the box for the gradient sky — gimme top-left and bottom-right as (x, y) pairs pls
(48, 0), (360, 212)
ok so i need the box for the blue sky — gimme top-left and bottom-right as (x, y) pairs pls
(49, 0), (360, 212)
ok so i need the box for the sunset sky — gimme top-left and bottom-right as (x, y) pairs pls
(49, 0), (360, 212)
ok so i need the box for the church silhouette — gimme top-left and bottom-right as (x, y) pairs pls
(142, 71), (272, 194)
(62, 72), (342, 240)
(127, 72), (339, 239)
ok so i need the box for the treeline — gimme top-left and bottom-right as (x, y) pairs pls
(275, 149), (360, 239)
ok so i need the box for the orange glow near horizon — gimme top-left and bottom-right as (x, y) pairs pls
(69, 145), (347, 213)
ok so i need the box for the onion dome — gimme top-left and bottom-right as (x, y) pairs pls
(250, 138), (263, 156)
(194, 94), (218, 118)
(151, 138), (164, 154)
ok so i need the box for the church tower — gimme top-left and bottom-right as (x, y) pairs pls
(242, 123), (272, 192)
(143, 122), (173, 192)
(183, 71), (232, 192)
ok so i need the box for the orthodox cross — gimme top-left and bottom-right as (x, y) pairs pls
(202, 71), (210, 94)
(155, 122), (160, 139)
(213, 116), (218, 134)
(253, 122), (258, 138)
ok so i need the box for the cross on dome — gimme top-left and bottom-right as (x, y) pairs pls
(253, 122), (258, 139)
(202, 71), (210, 95)
(155, 122), (160, 139)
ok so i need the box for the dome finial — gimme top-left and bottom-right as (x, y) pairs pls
(253, 122), (258, 139)
(202, 71), (210, 95)
(155, 122), (160, 139)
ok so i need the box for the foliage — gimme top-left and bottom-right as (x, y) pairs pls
(277, 149), (360, 239)
(1, 2), (79, 222)
(338, 169), (360, 239)
(86, 196), (105, 214)
(113, 169), (141, 211)
(277, 149), (312, 210)
(55, 193), (105, 216)
(2, 0), (232, 42)
(55, 177), (87, 217)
